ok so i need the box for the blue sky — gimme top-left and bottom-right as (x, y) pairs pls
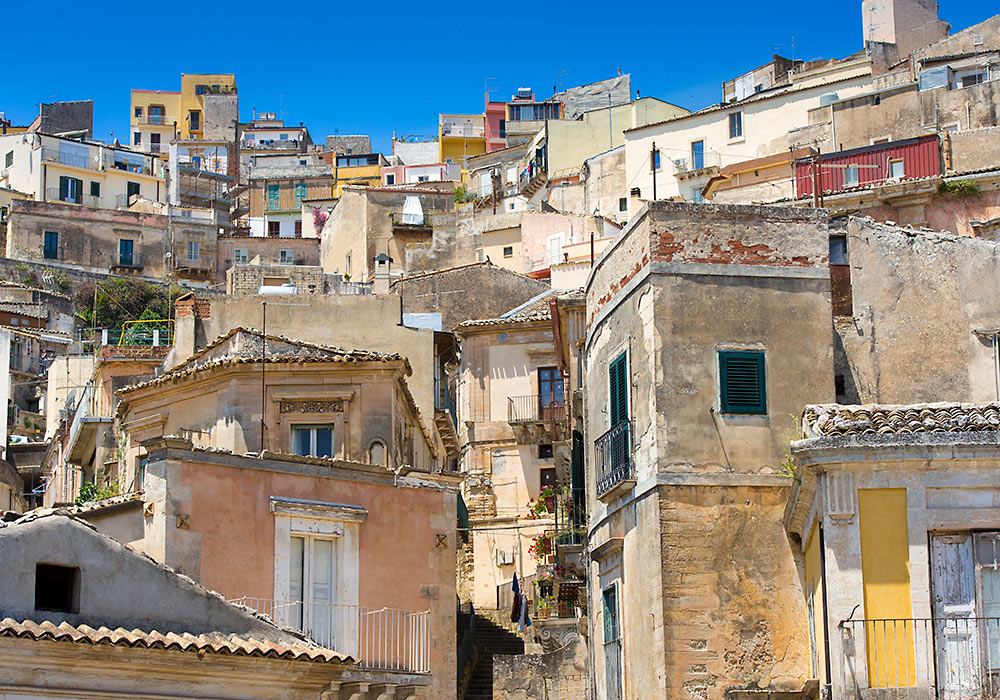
(1, 1), (993, 154)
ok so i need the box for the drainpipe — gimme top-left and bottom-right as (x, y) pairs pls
(819, 524), (833, 700)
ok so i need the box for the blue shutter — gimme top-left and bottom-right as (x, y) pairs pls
(719, 350), (767, 415)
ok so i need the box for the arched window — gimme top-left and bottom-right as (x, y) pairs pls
(368, 439), (387, 467)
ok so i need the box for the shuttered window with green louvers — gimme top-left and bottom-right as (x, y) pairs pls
(719, 350), (767, 415)
(609, 352), (628, 427)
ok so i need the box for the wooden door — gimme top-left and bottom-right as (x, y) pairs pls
(932, 534), (981, 698)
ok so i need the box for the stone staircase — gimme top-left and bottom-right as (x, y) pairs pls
(463, 611), (525, 700)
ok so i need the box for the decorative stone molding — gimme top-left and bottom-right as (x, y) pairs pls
(534, 617), (580, 653)
(280, 399), (344, 414)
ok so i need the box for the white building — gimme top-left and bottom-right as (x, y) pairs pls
(0, 133), (165, 210)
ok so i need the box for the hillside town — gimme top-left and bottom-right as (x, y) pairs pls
(2, 1), (1000, 699)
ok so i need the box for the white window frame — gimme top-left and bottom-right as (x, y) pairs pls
(385, 173), (395, 186)
(279, 249), (295, 264)
(233, 248), (248, 265)
(186, 240), (200, 262)
(271, 497), (366, 631)
(844, 165), (860, 187)
(291, 424), (333, 457)
(728, 111), (743, 141)
(546, 233), (565, 266)
(888, 159), (905, 181)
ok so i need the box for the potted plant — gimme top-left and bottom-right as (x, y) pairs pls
(536, 597), (551, 620)
(528, 532), (552, 563)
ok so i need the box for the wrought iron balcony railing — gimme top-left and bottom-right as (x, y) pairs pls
(595, 420), (632, 498)
(508, 395), (567, 424)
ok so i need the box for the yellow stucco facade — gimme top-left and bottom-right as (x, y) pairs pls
(130, 73), (236, 148)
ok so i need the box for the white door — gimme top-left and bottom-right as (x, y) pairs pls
(932, 534), (981, 698)
(547, 233), (564, 266)
(289, 535), (339, 649)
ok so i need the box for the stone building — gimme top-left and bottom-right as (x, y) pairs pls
(93, 328), (459, 698)
(217, 232), (320, 284)
(584, 201), (833, 699)
(455, 291), (575, 611)
(6, 199), (219, 284)
(785, 402), (1000, 700)
(0, 512), (405, 699)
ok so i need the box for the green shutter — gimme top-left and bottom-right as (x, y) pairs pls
(609, 352), (628, 426)
(719, 350), (766, 415)
(74, 178), (83, 203)
(59, 176), (68, 201)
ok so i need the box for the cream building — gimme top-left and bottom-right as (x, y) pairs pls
(0, 132), (165, 210)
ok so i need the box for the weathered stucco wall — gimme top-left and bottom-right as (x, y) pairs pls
(838, 217), (1000, 403)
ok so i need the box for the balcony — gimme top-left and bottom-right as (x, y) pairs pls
(40, 148), (159, 176)
(230, 598), (430, 674)
(390, 211), (432, 232)
(595, 421), (633, 500)
(840, 616), (1000, 699)
(440, 122), (485, 139)
(135, 115), (174, 127)
(45, 188), (99, 208)
(507, 395), (567, 444)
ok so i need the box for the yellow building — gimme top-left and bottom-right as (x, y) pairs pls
(130, 74), (237, 152)
(438, 115), (485, 179)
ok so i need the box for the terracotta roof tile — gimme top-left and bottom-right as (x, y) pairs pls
(802, 402), (1000, 438)
(0, 618), (350, 664)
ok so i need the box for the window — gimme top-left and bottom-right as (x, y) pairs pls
(186, 240), (200, 262)
(127, 181), (140, 201)
(417, 175), (430, 182)
(89, 181), (100, 197)
(4, 150), (12, 168)
(43, 232), (58, 260)
(539, 443), (554, 460)
(368, 439), (387, 466)
(294, 220), (302, 238)
(299, 159), (307, 166)
(603, 585), (623, 700)
(385, 173), (395, 185)
(844, 165), (860, 187)
(829, 235), (848, 265)
(503, 245), (514, 258)
(0, 206), (7, 224)
(499, 119), (506, 138)
(188, 110), (200, 131)
(280, 133), (289, 140)
(538, 367), (565, 418)
(690, 187), (705, 203)
(619, 197), (627, 212)
(729, 112), (743, 139)
(35, 564), (79, 613)
(133, 132), (141, 146)
(280, 249), (294, 264)
(119, 239), (134, 266)
(288, 534), (335, 629)
(609, 352), (628, 427)
(719, 350), (766, 415)
(294, 183), (307, 204)
(59, 176), (82, 204)
(267, 184), (280, 210)
(691, 141), (705, 170)
(889, 159), (905, 180)
(149, 105), (165, 124)
(233, 248), (249, 265)
(540, 466), (557, 488)
(150, 133), (161, 153)
(134, 106), (143, 118)
(268, 221), (281, 237)
(546, 233), (564, 266)
(291, 425), (333, 458)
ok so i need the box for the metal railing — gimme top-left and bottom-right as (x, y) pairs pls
(840, 616), (1000, 699)
(440, 123), (485, 139)
(390, 211), (431, 228)
(595, 421), (632, 497)
(45, 464), (83, 506)
(135, 115), (173, 127)
(40, 147), (96, 170)
(508, 395), (567, 423)
(231, 598), (430, 673)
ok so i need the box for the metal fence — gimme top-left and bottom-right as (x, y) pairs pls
(840, 617), (1000, 700)
(595, 421), (632, 497)
(231, 598), (430, 673)
(507, 395), (567, 423)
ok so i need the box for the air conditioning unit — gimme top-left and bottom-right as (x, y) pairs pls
(495, 549), (514, 566)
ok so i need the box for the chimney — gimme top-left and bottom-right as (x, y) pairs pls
(373, 253), (392, 295)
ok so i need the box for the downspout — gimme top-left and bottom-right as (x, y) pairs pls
(994, 333), (999, 401)
(819, 524), (833, 700)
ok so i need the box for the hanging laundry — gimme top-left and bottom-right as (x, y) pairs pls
(511, 573), (521, 624)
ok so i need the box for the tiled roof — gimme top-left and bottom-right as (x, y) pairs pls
(455, 289), (583, 329)
(0, 302), (46, 319)
(802, 402), (1000, 438)
(0, 618), (350, 664)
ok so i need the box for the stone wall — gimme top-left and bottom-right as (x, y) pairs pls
(837, 216), (1000, 403)
(493, 636), (588, 700)
(326, 135), (371, 156)
(226, 264), (326, 294)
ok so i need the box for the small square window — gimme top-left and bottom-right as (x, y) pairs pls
(539, 443), (553, 459)
(133, 132), (141, 146)
(844, 165), (860, 187)
(35, 563), (79, 613)
(619, 197), (627, 212)
(719, 350), (766, 415)
(90, 181), (100, 197)
(291, 425), (333, 458)
(540, 466), (557, 488)
(503, 246), (513, 258)
(4, 150), (13, 168)
(386, 174), (395, 185)
(889, 159), (905, 180)
(279, 249), (294, 264)
(134, 106), (143, 118)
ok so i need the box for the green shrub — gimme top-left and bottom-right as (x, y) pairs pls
(938, 180), (982, 197)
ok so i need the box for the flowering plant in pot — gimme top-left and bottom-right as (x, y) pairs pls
(527, 532), (553, 563)
(525, 486), (557, 519)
